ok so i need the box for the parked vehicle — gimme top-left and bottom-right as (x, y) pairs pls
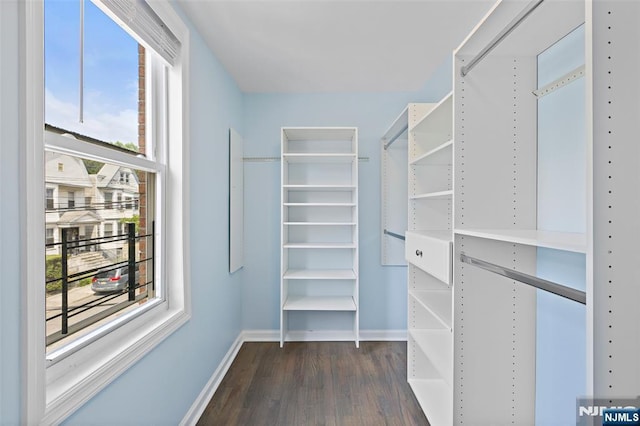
(91, 265), (139, 293)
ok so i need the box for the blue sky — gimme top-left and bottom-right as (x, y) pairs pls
(45, 0), (139, 145)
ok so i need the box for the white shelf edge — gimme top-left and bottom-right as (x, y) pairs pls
(408, 379), (452, 426)
(409, 329), (453, 387)
(283, 295), (357, 311)
(409, 139), (453, 166)
(409, 92), (453, 132)
(283, 269), (357, 280)
(409, 289), (452, 330)
(454, 228), (587, 253)
(410, 190), (453, 200)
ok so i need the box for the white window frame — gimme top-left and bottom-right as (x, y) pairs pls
(20, 1), (191, 424)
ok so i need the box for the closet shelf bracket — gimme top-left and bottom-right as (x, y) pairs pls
(533, 65), (585, 98)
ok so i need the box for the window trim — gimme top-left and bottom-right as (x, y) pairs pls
(21, 1), (191, 424)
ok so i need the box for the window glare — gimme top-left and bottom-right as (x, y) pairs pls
(45, 0), (140, 149)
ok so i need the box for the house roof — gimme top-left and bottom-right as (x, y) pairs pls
(57, 210), (103, 227)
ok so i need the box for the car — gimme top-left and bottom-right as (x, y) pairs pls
(91, 265), (139, 294)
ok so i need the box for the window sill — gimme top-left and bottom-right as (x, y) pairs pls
(42, 300), (190, 424)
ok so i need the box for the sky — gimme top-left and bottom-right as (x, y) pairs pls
(45, 0), (139, 146)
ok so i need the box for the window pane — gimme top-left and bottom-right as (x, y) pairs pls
(44, 151), (155, 352)
(45, 0), (140, 151)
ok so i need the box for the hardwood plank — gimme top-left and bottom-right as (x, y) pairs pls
(197, 341), (430, 426)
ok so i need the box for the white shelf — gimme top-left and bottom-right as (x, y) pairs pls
(283, 296), (356, 311)
(283, 242), (356, 249)
(410, 190), (453, 200)
(408, 379), (452, 426)
(454, 229), (587, 253)
(283, 222), (356, 226)
(410, 329), (452, 386)
(283, 269), (356, 280)
(411, 92), (453, 135)
(410, 289), (452, 330)
(410, 140), (453, 166)
(283, 153), (356, 163)
(283, 185), (355, 191)
(284, 203), (356, 207)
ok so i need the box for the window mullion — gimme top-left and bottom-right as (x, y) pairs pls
(44, 131), (161, 173)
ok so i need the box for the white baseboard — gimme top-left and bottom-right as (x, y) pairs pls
(179, 333), (243, 426)
(241, 329), (279, 341)
(360, 329), (407, 341)
(180, 328), (408, 425)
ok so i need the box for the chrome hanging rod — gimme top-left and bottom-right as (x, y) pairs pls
(383, 123), (409, 150)
(460, 0), (545, 77)
(459, 253), (586, 305)
(384, 229), (405, 241)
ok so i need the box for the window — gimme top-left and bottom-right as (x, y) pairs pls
(46, 228), (55, 245)
(104, 191), (113, 209)
(46, 188), (54, 209)
(117, 193), (123, 209)
(67, 191), (75, 209)
(103, 222), (113, 237)
(22, 1), (189, 423)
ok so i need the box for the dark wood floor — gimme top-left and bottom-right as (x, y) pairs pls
(197, 341), (429, 426)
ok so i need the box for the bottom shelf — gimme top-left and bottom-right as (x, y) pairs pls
(408, 379), (452, 426)
(283, 295), (356, 311)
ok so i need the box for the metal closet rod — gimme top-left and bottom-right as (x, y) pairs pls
(384, 229), (405, 241)
(460, 0), (545, 77)
(383, 123), (409, 150)
(459, 253), (586, 305)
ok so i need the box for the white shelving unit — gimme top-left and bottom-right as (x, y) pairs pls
(405, 92), (454, 426)
(280, 127), (359, 347)
(451, 0), (596, 424)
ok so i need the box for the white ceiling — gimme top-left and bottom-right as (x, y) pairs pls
(176, 0), (495, 93)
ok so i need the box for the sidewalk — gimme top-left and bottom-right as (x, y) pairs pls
(46, 285), (96, 310)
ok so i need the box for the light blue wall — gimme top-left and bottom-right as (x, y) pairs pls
(241, 60), (452, 332)
(0, 1), (23, 422)
(535, 25), (586, 426)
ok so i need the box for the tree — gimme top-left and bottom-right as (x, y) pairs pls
(120, 215), (140, 232)
(83, 158), (104, 174)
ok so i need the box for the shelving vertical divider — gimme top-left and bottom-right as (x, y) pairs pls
(280, 127), (359, 348)
(405, 94), (454, 426)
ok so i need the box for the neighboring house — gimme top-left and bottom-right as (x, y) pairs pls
(92, 162), (140, 257)
(45, 152), (139, 257)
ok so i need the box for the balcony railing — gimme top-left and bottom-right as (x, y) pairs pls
(45, 222), (154, 347)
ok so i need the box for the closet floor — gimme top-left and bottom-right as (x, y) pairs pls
(196, 341), (429, 426)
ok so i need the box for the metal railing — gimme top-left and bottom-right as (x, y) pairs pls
(45, 222), (154, 346)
